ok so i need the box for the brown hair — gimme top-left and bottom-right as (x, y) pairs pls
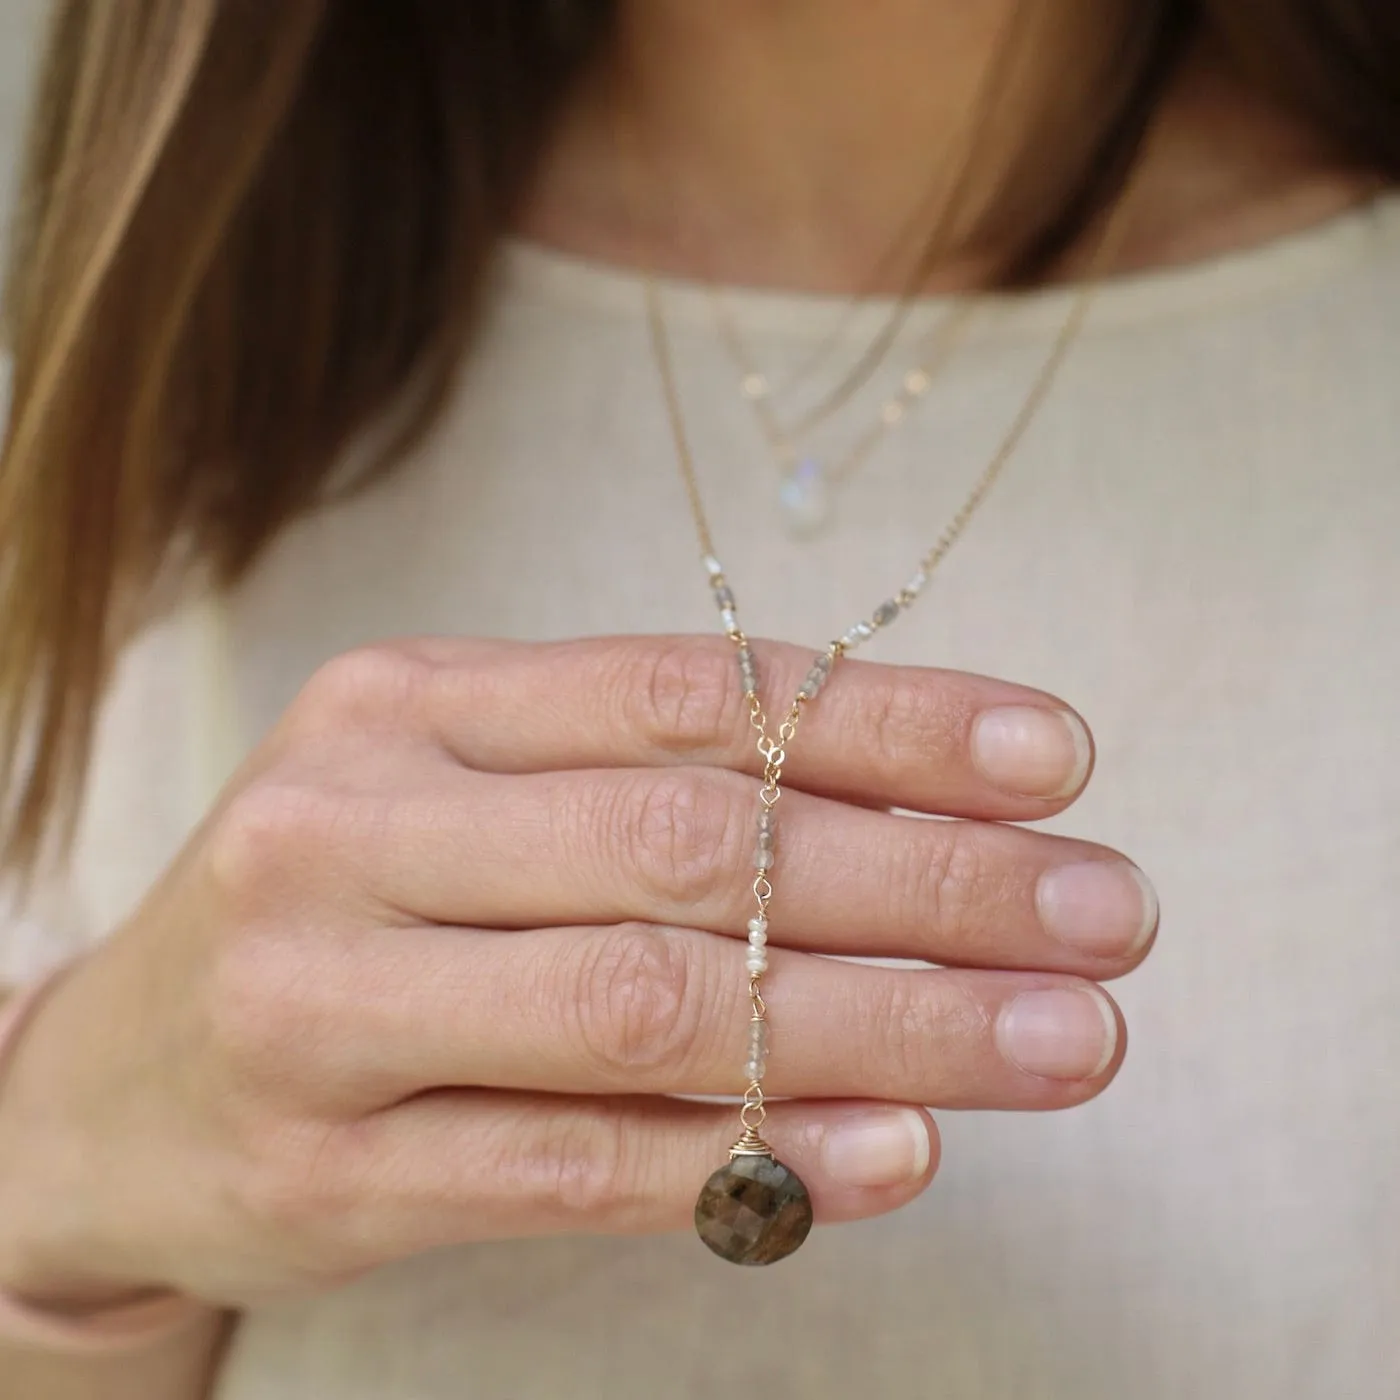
(0, 0), (1397, 878)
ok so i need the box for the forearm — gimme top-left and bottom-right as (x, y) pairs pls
(0, 1311), (232, 1400)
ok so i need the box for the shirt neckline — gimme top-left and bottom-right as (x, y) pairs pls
(496, 190), (1400, 343)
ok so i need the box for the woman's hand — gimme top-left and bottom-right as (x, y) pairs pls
(0, 634), (1155, 1308)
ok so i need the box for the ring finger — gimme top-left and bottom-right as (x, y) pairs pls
(320, 923), (1125, 1111)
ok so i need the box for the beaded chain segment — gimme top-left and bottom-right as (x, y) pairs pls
(649, 196), (1135, 1266)
(687, 557), (935, 1265)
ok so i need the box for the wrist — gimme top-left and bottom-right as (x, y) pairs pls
(0, 1189), (213, 1358)
(0, 967), (104, 1292)
(0, 1241), (175, 1319)
(0, 967), (209, 1352)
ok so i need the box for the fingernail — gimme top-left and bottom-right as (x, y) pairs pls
(971, 706), (1091, 799)
(822, 1109), (931, 1188)
(996, 988), (1117, 1080)
(1036, 861), (1159, 959)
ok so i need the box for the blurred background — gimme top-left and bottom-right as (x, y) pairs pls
(0, 1), (45, 242)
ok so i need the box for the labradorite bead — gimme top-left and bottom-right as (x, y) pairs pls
(694, 1155), (813, 1265)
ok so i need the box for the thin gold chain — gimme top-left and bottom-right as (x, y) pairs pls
(648, 189), (1136, 1145)
(709, 0), (1037, 431)
(652, 190), (1135, 581)
(613, 0), (1033, 449)
(710, 288), (981, 487)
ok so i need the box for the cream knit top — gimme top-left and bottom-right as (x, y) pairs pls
(5, 197), (1400, 1399)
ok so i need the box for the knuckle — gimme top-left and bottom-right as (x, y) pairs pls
(856, 671), (962, 777)
(206, 781), (341, 905)
(623, 769), (746, 909)
(623, 638), (745, 757)
(205, 929), (326, 1089)
(506, 1104), (631, 1221)
(887, 820), (986, 939)
(568, 924), (707, 1082)
(865, 975), (985, 1088)
(231, 1118), (360, 1262)
(231, 1125), (311, 1228)
(870, 978), (942, 1084)
(291, 644), (428, 736)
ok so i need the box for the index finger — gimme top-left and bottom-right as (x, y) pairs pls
(368, 633), (1094, 821)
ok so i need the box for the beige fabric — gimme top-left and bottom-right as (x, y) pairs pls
(5, 197), (1400, 1398)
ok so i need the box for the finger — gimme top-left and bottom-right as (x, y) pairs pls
(317, 1090), (937, 1263)
(306, 634), (1094, 820)
(313, 924), (1126, 1111)
(338, 765), (1156, 972)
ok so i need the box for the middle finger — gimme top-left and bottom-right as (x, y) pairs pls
(365, 766), (1158, 973)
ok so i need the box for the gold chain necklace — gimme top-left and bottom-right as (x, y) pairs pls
(645, 193), (1135, 1267)
(710, 288), (981, 536)
(611, 6), (1024, 543)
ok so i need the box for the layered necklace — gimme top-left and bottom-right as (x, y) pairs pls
(614, 44), (1010, 543)
(711, 289), (981, 536)
(644, 195), (1135, 1267)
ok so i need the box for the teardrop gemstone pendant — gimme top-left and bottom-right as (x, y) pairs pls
(694, 1142), (813, 1266)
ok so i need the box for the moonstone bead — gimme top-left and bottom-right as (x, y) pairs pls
(778, 457), (829, 537)
(694, 1155), (814, 1265)
(713, 584), (736, 611)
(720, 608), (738, 633)
(754, 849), (774, 871)
(873, 599), (901, 627)
(743, 1058), (765, 1081)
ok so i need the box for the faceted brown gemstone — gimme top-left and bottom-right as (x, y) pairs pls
(694, 1155), (813, 1266)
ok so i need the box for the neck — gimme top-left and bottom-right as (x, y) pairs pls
(521, 1), (1376, 292)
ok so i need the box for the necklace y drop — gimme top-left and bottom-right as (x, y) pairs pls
(649, 201), (1131, 1267)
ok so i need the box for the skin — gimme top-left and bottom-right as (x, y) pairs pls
(0, 1), (1377, 1394)
(528, 2), (1375, 288)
